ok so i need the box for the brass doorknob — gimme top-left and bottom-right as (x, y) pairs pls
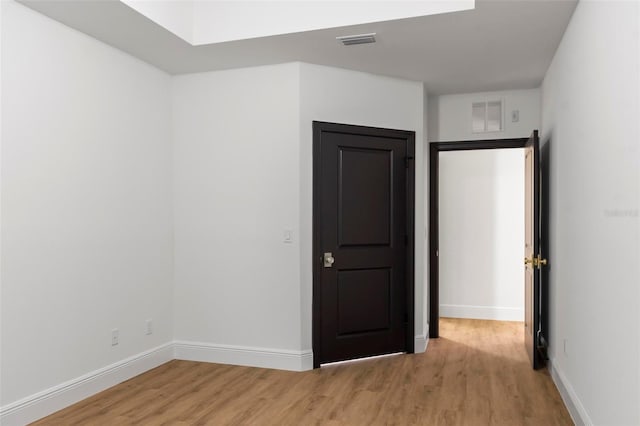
(536, 254), (548, 267)
(524, 255), (548, 268)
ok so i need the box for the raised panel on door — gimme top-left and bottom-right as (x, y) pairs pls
(336, 268), (392, 336)
(338, 147), (392, 247)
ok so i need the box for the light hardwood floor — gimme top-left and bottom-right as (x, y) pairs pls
(32, 318), (572, 425)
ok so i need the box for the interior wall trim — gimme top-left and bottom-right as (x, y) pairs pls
(549, 359), (592, 426)
(174, 341), (314, 372)
(439, 304), (524, 322)
(0, 343), (174, 426)
(1, 340), (314, 425)
(414, 323), (429, 353)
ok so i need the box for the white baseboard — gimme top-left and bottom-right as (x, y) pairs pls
(6, 335), (430, 425)
(440, 304), (523, 321)
(174, 341), (313, 372)
(549, 359), (592, 426)
(414, 323), (429, 353)
(0, 343), (173, 426)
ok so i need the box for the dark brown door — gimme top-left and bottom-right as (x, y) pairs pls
(524, 130), (546, 369)
(313, 121), (414, 367)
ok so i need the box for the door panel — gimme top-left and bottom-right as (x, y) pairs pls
(524, 130), (543, 369)
(337, 268), (391, 335)
(539, 142), (551, 358)
(338, 147), (392, 246)
(313, 122), (414, 367)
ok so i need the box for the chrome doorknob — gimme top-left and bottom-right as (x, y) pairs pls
(324, 252), (335, 268)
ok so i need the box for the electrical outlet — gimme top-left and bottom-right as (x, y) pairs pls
(111, 329), (119, 346)
(145, 319), (153, 335)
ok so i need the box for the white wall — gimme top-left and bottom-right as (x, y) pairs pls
(422, 86), (429, 341)
(428, 89), (540, 142)
(0, 0), (3, 390)
(0, 0), (4, 411)
(171, 64), (303, 355)
(172, 62), (427, 369)
(541, 1), (639, 425)
(439, 149), (524, 321)
(298, 63), (427, 352)
(1, 0), (173, 411)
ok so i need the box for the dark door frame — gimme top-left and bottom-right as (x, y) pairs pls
(429, 138), (529, 338)
(312, 121), (416, 368)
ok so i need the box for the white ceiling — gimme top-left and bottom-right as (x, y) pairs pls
(19, 0), (577, 94)
(121, 1), (475, 45)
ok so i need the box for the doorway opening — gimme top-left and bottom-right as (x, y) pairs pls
(438, 147), (525, 323)
(429, 133), (546, 369)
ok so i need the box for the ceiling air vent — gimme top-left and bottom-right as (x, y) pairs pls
(336, 33), (376, 46)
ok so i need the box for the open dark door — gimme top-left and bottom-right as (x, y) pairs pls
(524, 130), (546, 369)
(313, 121), (415, 368)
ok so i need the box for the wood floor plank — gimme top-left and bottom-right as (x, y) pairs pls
(31, 319), (573, 425)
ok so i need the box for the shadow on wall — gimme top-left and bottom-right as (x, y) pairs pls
(428, 98), (440, 142)
(540, 136), (552, 354)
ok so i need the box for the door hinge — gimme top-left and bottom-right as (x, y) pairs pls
(405, 156), (414, 168)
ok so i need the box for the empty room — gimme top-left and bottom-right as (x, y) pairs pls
(1, 0), (638, 425)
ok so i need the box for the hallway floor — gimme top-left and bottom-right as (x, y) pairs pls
(33, 318), (573, 425)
